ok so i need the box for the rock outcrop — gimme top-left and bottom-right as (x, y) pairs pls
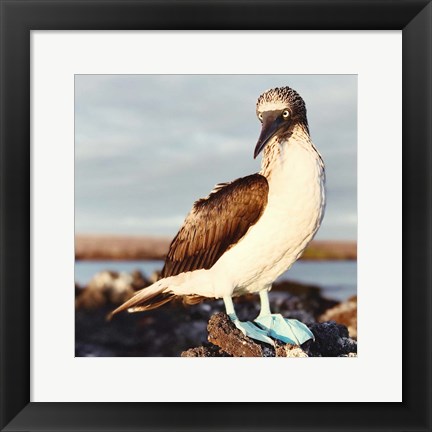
(75, 270), (357, 357)
(181, 312), (357, 357)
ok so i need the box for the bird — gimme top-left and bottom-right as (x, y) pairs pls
(110, 86), (326, 346)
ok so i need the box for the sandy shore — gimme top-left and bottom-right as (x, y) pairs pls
(75, 234), (356, 261)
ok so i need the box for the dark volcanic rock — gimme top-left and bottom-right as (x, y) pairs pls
(305, 321), (357, 357)
(75, 303), (209, 357)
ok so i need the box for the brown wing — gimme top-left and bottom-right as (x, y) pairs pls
(161, 173), (269, 278)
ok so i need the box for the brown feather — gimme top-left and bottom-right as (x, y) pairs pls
(161, 174), (269, 278)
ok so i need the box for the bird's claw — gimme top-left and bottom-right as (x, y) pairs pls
(254, 314), (314, 346)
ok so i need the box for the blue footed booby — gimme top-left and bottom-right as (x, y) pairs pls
(110, 86), (326, 346)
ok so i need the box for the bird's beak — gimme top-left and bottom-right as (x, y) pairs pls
(254, 112), (285, 159)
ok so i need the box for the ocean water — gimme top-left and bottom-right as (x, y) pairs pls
(75, 260), (356, 301)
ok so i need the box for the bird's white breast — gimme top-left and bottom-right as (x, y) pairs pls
(211, 135), (325, 298)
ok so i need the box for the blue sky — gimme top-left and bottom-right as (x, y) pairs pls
(75, 75), (357, 240)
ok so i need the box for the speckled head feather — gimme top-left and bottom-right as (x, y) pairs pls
(256, 86), (308, 127)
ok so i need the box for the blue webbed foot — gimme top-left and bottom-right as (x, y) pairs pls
(254, 314), (314, 345)
(230, 317), (275, 346)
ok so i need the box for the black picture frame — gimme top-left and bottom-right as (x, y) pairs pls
(1, 1), (431, 431)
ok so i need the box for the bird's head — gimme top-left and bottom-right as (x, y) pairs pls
(254, 86), (309, 158)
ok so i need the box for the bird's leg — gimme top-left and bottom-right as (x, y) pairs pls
(254, 290), (314, 346)
(257, 288), (272, 317)
(223, 296), (274, 346)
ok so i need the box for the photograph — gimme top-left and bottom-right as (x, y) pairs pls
(74, 74), (358, 357)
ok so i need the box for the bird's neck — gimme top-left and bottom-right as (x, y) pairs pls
(259, 123), (323, 181)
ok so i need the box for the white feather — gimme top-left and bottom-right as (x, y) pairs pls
(168, 124), (326, 300)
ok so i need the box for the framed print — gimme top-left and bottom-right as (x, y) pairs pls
(1, 1), (431, 431)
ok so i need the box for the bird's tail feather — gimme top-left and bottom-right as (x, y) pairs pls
(107, 269), (214, 320)
(107, 279), (174, 320)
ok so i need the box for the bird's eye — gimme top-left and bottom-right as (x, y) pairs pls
(258, 113), (263, 122)
(282, 110), (290, 119)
